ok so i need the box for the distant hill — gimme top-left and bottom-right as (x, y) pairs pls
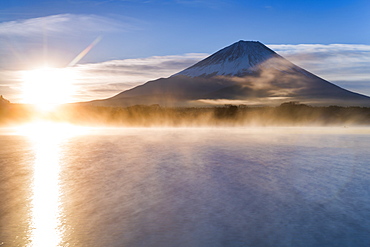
(0, 95), (10, 105)
(90, 41), (370, 107)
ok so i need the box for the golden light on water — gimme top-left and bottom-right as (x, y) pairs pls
(21, 66), (77, 111)
(30, 129), (62, 247)
(17, 122), (89, 247)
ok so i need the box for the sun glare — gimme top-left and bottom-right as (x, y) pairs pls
(16, 121), (90, 247)
(22, 66), (76, 111)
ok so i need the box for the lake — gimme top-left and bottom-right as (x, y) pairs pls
(1, 124), (370, 246)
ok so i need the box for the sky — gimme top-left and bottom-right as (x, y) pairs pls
(0, 0), (370, 103)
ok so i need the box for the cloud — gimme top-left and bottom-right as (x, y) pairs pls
(0, 85), (17, 97)
(268, 44), (370, 95)
(76, 53), (207, 75)
(0, 14), (141, 69)
(69, 53), (208, 101)
(0, 14), (129, 37)
(1, 43), (370, 103)
(194, 98), (291, 106)
(204, 57), (313, 105)
(0, 70), (24, 102)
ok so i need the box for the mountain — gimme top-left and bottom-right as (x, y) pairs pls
(174, 41), (281, 77)
(91, 41), (370, 107)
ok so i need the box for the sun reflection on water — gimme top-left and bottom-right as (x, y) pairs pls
(17, 121), (88, 247)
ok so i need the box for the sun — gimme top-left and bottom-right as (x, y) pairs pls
(22, 66), (76, 111)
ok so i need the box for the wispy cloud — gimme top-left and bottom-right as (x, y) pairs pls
(66, 53), (208, 101)
(0, 14), (130, 37)
(0, 14), (140, 69)
(0, 70), (24, 102)
(1, 44), (370, 103)
(268, 44), (370, 95)
(73, 44), (370, 101)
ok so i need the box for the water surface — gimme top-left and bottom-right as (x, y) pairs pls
(1, 126), (370, 246)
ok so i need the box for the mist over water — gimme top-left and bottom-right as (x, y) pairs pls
(1, 127), (370, 246)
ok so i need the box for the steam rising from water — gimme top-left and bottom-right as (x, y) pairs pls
(1, 125), (370, 246)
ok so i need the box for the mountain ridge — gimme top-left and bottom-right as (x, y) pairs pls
(174, 41), (281, 77)
(90, 40), (370, 107)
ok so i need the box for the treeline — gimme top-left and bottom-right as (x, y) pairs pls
(1, 102), (370, 126)
(44, 102), (370, 126)
(0, 103), (36, 125)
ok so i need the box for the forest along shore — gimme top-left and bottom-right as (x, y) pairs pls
(1, 102), (370, 127)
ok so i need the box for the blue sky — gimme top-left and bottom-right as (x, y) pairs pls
(0, 0), (370, 102)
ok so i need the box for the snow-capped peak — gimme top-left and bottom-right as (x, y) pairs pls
(174, 40), (282, 77)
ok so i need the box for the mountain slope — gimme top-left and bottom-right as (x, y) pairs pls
(91, 41), (370, 107)
(174, 41), (281, 77)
